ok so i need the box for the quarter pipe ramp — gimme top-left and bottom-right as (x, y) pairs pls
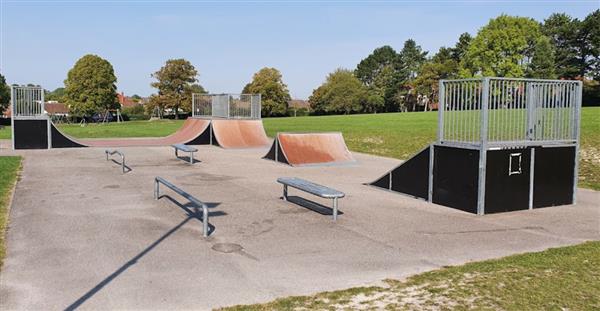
(51, 118), (212, 148)
(263, 132), (355, 166)
(210, 119), (271, 149)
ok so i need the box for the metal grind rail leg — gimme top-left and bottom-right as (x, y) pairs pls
(105, 149), (126, 174)
(154, 177), (209, 237)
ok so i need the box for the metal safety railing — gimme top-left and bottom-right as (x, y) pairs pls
(105, 150), (126, 173)
(438, 77), (582, 147)
(11, 85), (45, 118)
(192, 93), (261, 119)
(154, 177), (209, 237)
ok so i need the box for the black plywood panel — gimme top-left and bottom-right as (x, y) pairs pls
(51, 123), (86, 148)
(533, 146), (575, 208)
(263, 138), (289, 165)
(484, 148), (531, 213)
(389, 147), (430, 199)
(432, 146), (479, 214)
(14, 119), (48, 149)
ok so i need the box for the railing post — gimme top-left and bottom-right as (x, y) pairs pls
(202, 205), (209, 238)
(332, 197), (338, 221)
(477, 77), (490, 215)
(154, 178), (159, 200)
(437, 80), (445, 143)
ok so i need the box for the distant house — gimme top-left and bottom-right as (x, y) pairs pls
(2, 106), (10, 118)
(117, 92), (143, 109)
(44, 101), (70, 116)
(287, 99), (310, 116)
(288, 99), (310, 110)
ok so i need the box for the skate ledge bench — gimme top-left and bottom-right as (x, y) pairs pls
(277, 177), (345, 221)
(171, 144), (197, 164)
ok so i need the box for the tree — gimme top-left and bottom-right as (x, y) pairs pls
(464, 15), (543, 77)
(542, 13), (581, 78)
(309, 69), (367, 115)
(581, 10), (600, 79)
(528, 36), (557, 79)
(451, 33), (472, 62)
(64, 54), (119, 116)
(414, 47), (460, 105)
(151, 59), (198, 118)
(355, 46), (401, 112)
(355, 46), (398, 86)
(0, 73), (10, 115)
(45, 87), (65, 101)
(242, 67), (291, 117)
(397, 39), (428, 81)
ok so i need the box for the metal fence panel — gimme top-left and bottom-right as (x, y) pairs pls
(439, 78), (581, 147)
(11, 85), (45, 117)
(191, 93), (261, 119)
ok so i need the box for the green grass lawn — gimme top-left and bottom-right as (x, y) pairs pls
(221, 241), (600, 310)
(0, 126), (10, 140)
(0, 156), (21, 272)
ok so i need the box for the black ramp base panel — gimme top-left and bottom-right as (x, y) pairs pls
(533, 146), (575, 208)
(51, 123), (86, 148)
(484, 148), (531, 213)
(185, 125), (213, 146)
(263, 138), (289, 165)
(14, 119), (48, 149)
(432, 145), (479, 214)
(369, 145), (430, 200)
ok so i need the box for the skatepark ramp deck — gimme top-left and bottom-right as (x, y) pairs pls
(210, 119), (270, 149)
(51, 118), (212, 148)
(263, 132), (355, 166)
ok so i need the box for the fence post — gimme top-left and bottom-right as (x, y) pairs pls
(477, 77), (490, 215)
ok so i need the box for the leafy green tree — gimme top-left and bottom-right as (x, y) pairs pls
(397, 39), (428, 81)
(0, 73), (10, 115)
(364, 94), (384, 113)
(355, 46), (398, 86)
(151, 59), (199, 118)
(464, 15), (543, 77)
(45, 87), (65, 101)
(309, 69), (367, 114)
(451, 33), (472, 62)
(414, 47), (460, 104)
(64, 54), (119, 116)
(355, 46), (401, 112)
(242, 67), (291, 117)
(542, 13), (581, 78)
(528, 36), (557, 79)
(581, 10), (600, 79)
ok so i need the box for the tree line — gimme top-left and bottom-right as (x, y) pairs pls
(309, 11), (600, 115)
(1, 11), (597, 119)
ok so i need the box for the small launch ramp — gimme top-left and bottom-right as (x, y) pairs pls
(211, 119), (270, 149)
(51, 118), (212, 148)
(368, 145), (431, 200)
(264, 132), (355, 166)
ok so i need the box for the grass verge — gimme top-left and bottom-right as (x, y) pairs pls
(221, 241), (600, 310)
(0, 126), (10, 140)
(0, 156), (21, 272)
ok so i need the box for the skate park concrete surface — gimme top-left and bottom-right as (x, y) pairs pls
(0, 144), (599, 310)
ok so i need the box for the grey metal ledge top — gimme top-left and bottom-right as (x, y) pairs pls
(277, 177), (345, 198)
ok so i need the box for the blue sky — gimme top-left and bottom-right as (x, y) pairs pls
(1, 1), (597, 99)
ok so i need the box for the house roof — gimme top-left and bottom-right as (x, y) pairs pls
(117, 92), (140, 108)
(288, 99), (310, 109)
(45, 102), (69, 115)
